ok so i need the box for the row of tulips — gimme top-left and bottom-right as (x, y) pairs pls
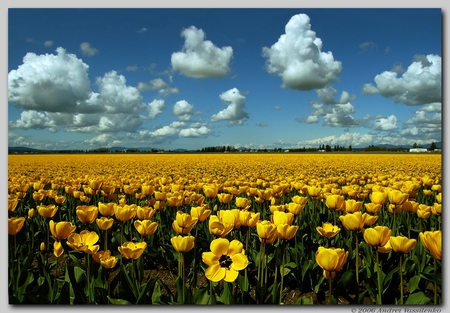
(8, 153), (441, 305)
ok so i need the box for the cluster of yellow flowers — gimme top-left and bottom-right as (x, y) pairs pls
(8, 153), (441, 286)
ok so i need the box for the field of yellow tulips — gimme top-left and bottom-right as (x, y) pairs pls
(8, 152), (441, 305)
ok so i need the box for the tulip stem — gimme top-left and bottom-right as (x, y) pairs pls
(433, 256), (438, 304)
(104, 229), (108, 251)
(399, 254), (403, 304)
(375, 249), (382, 304)
(355, 232), (359, 287)
(328, 276), (333, 304)
(279, 240), (286, 304)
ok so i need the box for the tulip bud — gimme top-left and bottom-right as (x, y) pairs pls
(28, 208), (36, 219)
(40, 242), (46, 252)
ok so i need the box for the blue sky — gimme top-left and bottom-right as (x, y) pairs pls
(7, 8), (442, 151)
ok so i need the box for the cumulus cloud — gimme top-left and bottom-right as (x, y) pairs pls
(173, 100), (194, 121)
(262, 13), (342, 90)
(171, 26), (233, 78)
(9, 110), (55, 130)
(373, 115), (398, 131)
(80, 42), (99, 56)
(137, 78), (180, 97)
(316, 86), (356, 105)
(179, 125), (211, 138)
(148, 99), (166, 119)
(8, 47), (92, 113)
(362, 54), (441, 105)
(84, 134), (123, 148)
(44, 40), (53, 47)
(359, 41), (377, 52)
(297, 132), (374, 148)
(8, 47), (148, 134)
(210, 88), (249, 125)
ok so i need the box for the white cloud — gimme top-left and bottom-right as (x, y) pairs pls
(297, 132), (374, 148)
(179, 126), (211, 138)
(92, 71), (145, 114)
(84, 134), (123, 147)
(44, 41), (53, 47)
(148, 99), (166, 119)
(362, 54), (441, 105)
(80, 42), (99, 56)
(316, 86), (356, 105)
(173, 100), (194, 121)
(9, 110), (55, 129)
(8, 47), (92, 113)
(210, 88), (249, 125)
(373, 115), (398, 131)
(136, 78), (179, 96)
(262, 13), (342, 90)
(171, 26), (233, 78)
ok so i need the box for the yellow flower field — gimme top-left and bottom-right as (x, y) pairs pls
(8, 152), (442, 305)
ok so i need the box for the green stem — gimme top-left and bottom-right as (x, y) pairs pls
(399, 254), (403, 304)
(376, 249), (382, 304)
(434, 257), (438, 304)
(279, 240), (286, 304)
(104, 229), (108, 251)
(328, 276), (333, 304)
(355, 232), (359, 286)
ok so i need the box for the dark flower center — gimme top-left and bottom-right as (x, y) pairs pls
(219, 254), (233, 268)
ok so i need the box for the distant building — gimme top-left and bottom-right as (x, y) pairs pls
(409, 148), (428, 153)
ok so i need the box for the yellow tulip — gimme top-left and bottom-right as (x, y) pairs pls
(8, 217), (26, 235)
(114, 204), (137, 222)
(8, 197), (19, 212)
(325, 195), (346, 211)
(339, 211), (364, 231)
(118, 241), (147, 260)
(238, 210), (260, 227)
(286, 202), (305, 215)
(37, 204), (59, 219)
(388, 190), (408, 206)
(134, 219), (158, 237)
(76, 205), (99, 224)
(419, 231), (441, 260)
(67, 230), (100, 254)
(431, 203), (441, 216)
(271, 210), (294, 226)
(49, 220), (77, 240)
(315, 246), (348, 279)
(98, 202), (115, 216)
(256, 220), (277, 244)
(217, 193), (233, 204)
(364, 203), (382, 214)
(276, 224), (299, 240)
(208, 211), (234, 237)
(363, 226), (391, 248)
(316, 222), (341, 239)
(370, 191), (387, 205)
(172, 210), (197, 235)
(170, 235), (195, 253)
(389, 236), (417, 254)
(136, 206), (156, 220)
(96, 217), (114, 230)
(202, 238), (248, 283)
(344, 199), (363, 213)
(190, 205), (211, 222)
(53, 241), (64, 258)
(377, 240), (392, 254)
(235, 197), (251, 209)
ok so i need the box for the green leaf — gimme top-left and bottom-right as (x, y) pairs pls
(407, 275), (420, 293)
(383, 265), (399, 293)
(405, 291), (431, 305)
(136, 275), (159, 304)
(107, 296), (133, 305)
(296, 295), (314, 304)
(193, 286), (211, 304)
